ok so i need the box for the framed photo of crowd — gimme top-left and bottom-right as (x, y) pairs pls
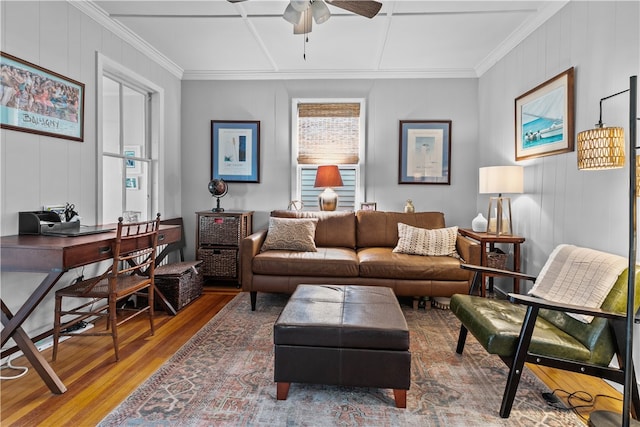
(1, 52), (85, 142)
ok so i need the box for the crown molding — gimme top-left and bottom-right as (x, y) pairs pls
(69, 0), (184, 79)
(475, 1), (569, 77)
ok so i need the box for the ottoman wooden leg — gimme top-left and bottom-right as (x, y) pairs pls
(393, 389), (407, 408)
(277, 382), (290, 400)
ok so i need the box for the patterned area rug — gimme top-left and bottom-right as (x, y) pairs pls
(99, 292), (582, 426)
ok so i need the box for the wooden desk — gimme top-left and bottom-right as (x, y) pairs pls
(458, 229), (525, 296)
(0, 224), (181, 394)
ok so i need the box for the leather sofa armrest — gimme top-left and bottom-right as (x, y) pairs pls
(456, 234), (480, 266)
(241, 229), (267, 291)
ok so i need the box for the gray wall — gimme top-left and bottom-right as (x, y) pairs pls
(1, 1), (182, 340)
(479, 0), (639, 281)
(181, 78), (479, 259)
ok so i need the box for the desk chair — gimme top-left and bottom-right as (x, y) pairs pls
(450, 244), (640, 419)
(52, 214), (161, 362)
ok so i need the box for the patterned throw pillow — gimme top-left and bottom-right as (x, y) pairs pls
(393, 223), (460, 258)
(261, 217), (319, 252)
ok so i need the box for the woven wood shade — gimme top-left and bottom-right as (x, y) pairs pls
(577, 126), (625, 170)
(297, 102), (360, 164)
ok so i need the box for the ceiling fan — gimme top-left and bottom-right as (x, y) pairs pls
(228, 0), (383, 34)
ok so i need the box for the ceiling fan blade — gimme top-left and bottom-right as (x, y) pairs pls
(227, 0), (248, 3)
(326, 0), (382, 19)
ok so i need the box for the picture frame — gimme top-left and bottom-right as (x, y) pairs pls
(0, 51), (85, 142)
(124, 146), (142, 174)
(211, 120), (260, 183)
(515, 67), (575, 161)
(399, 120), (451, 184)
(125, 176), (139, 190)
(360, 202), (377, 211)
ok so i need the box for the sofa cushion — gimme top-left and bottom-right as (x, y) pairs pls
(253, 247), (359, 277)
(261, 217), (318, 252)
(358, 247), (469, 281)
(356, 211), (446, 248)
(271, 210), (356, 248)
(393, 223), (460, 258)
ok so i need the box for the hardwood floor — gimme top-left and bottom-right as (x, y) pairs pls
(1, 288), (623, 426)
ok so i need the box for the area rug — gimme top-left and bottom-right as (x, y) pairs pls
(99, 292), (582, 426)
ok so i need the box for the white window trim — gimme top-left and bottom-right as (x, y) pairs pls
(96, 52), (165, 224)
(290, 98), (366, 206)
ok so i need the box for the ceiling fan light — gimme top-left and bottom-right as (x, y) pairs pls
(293, 9), (312, 34)
(290, 0), (310, 13)
(311, 0), (330, 24)
(283, 3), (303, 25)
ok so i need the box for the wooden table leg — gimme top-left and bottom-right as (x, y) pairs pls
(1, 303), (67, 394)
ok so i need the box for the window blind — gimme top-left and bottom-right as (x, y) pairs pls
(297, 103), (360, 164)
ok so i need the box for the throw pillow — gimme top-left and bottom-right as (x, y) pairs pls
(260, 217), (319, 252)
(393, 223), (460, 258)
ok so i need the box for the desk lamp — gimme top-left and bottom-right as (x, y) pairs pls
(314, 165), (343, 211)
(479, 165), (524, 236)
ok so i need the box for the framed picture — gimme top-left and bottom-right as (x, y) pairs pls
(211, 120), (260, 183)
(0, 51), (85, 142)
(124, 146), (142, 174)
(360, 202), (377, 211)
(125, 176), (139, 190)
(399, 120), (451, 184)
(515, 67), (575, 161)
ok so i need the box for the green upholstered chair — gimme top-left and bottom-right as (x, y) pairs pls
(450, 248), (640, 419)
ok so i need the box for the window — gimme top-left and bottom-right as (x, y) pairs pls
(292, 99), (365, 210)
(101, 76), (151, 222)
(97, 54), (162, 224)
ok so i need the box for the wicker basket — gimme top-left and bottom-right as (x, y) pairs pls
(154, 261), (203, 311)
(198, 247), (237, 278)
(199, 216), (241, 246)
(486, 249), (508, 270)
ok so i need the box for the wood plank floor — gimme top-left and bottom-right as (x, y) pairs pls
(1, 288), (623, 426)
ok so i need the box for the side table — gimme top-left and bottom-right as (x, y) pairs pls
(458, 229), (525, 296)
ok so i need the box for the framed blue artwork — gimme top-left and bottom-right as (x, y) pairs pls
(399, 120), (451, 184)
(211, 120), (260, 183)
(515, 67), (574, 161)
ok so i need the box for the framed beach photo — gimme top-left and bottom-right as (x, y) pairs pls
(125, 176), (139, 190)
(515, 67), (574, 161)
(0, 52), (85, 142)
(211, 120), (260, 183)
(399, 120), (451, 185)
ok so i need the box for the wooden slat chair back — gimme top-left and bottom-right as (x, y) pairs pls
(52, 214), (161, 362)
(450, 248), (640, 419)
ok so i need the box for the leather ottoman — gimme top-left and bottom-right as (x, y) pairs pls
(273, 284), (411, 408)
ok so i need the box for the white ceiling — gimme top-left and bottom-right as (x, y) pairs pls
(83, 0), (568, 80)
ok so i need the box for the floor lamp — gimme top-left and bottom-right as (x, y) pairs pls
(578, 75), (638, 427)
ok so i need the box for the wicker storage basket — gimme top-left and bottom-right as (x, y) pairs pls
(154, 261), (203, 311)
(199, 216), (241, 246)
(198, 248), (237, 278)
(486, 249), (508, 270)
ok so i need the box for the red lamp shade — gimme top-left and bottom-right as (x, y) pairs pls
(314, 165), (343, 188)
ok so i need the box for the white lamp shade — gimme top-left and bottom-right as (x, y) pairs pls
(291, 0), (311, 12)
(293, 9), (312, 34)
(283, 3), (302, 25)
(479, 166), (524, 194)
(312, 0), (330, 24)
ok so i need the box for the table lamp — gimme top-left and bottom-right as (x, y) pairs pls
(314, 165), (343, 211)
(479, 165), (524, 236)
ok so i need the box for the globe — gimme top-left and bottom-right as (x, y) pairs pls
(208, 179), (228, 212)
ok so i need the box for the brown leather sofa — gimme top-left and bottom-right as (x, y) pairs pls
(241, 210), (481, 310)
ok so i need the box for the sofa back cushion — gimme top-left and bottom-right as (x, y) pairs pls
(271, 210), (356, 248)
(356, 211), (446, 248)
